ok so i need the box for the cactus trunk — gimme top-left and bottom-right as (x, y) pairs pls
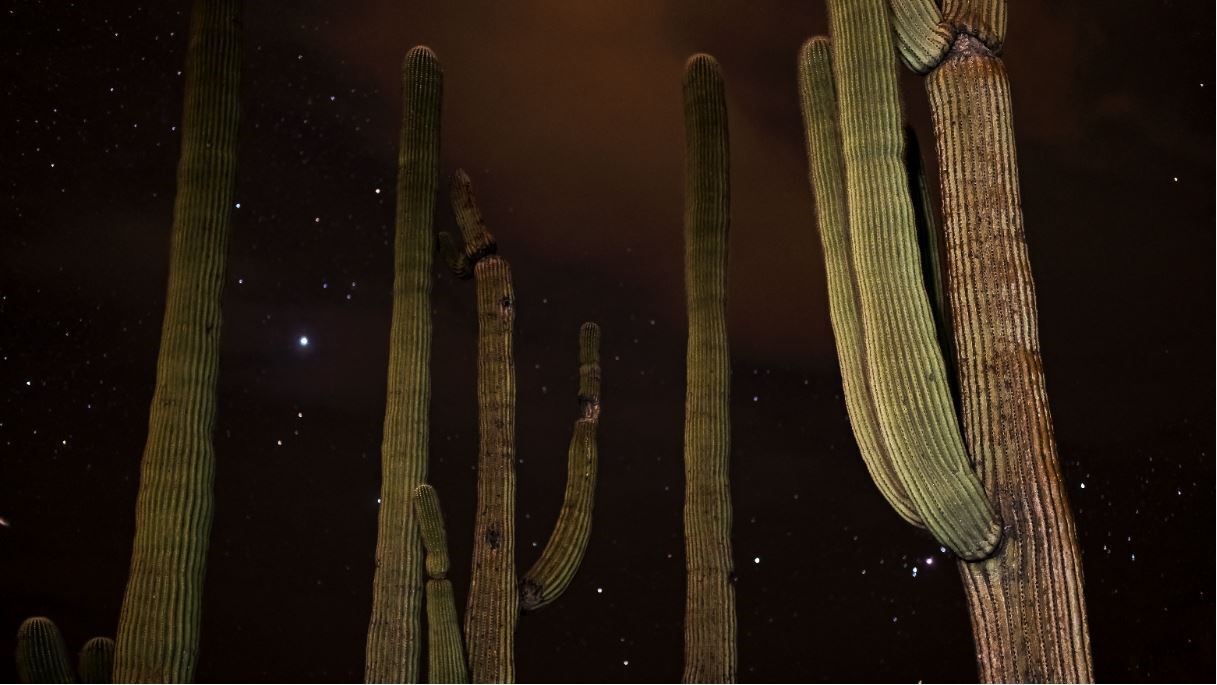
(680, 54), (736, 684)
(927, 32), (1092, 682)
(113, 1), (241, 680)
(364, 45), (443, 684)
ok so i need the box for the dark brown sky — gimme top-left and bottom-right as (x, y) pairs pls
(2, 1), (1213, 682)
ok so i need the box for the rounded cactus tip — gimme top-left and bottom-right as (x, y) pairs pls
(578, 322), (601, 353)
(800, 36), (830, 62)
(682, 53), (724, 91)
(402, 45), (439, 72)
(684, 52), (721, 71)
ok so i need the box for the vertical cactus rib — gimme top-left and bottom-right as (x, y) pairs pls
(414, 485), (469, 684)
(888, 0), (952, 73)
(824, 0), (1001, 561)
(77, 638), (114, 684)
(796, 37), (924, 528)
(680, 53), (736, 684)
(16, 617), (75, 684)
(927, 35), (1092, 682)
(520, 322), (602, 612)
(114, 1), (241, 681)
(450, 170), (518, 684)
(364, 45), (443, 684)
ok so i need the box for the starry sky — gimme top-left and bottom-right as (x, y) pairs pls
(2, 1), (1213, 682)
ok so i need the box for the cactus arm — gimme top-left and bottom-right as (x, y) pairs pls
(438, 231), (474, 280)
(520, 322), (602, 612)
(450, 169), (518, 683)
(796, 38), (925, 528)
(364, 45), (443, 684)
(16, 618), (76, 684)
(824, 0), (1001, 561)
(76, 638), (114, 684)
(680, 53), (736, 684)
(927, 35), (1092, 681)
(887, 0), (952, 73)
(941, 0), (1006, 51)
(114, 1), (241, 680)
(413, 485), (470, 684)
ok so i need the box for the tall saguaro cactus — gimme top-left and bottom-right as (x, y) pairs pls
(437, 170), (603, 682)
(798, 0), (1091, 681)
(114, 0), (242, 680)
(365, 45), (444, 684)
(680, 54), (736, 684)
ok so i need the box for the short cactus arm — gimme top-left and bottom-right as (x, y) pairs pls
(680, 53), (736, 684)
(16, 617), (75, 684)
(520, 322), (602, 612)
(449, 169), (518, 684)
(76, 638), (114, 684)
(414, 485), (469, 684)
(797, 37), (923, 528)
(819, 0), (1001, 560)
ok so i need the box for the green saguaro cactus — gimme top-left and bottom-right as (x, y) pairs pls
(680, 54), (735, 684)
(114, 0), (242, 680)
(413, 484), (468, 684)
(364, 44), (444, 684)
(77, 638), (114, 684)
(435, 170), (603, 682)
(798, 0), (1092, 681)
(16, 617), (74, 684)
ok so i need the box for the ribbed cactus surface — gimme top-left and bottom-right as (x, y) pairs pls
(680, 53), (736, 684)
(520, 322), (602, 611)
(364, 44), (443, 684)
(414, 484), (469, 684)
(114, 0), (241, 680)
(77, 638), (114, 684)
(16, 617), (75, 684)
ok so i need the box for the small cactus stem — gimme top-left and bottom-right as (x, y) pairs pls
(824, 0), (1002, 561)
(927, 33), (1092, 682)
(16, 617), (75, 684)
(680, 53), (736, 684)
(114, 0), (241, 680)
(77, 638), (114, 684)
(365, 44), (443, 685)
(796, 37), (924, 528)
(450, 170), (518, 684)
(413, 485), (469, 684)
(888, 0), (952, 73)
(520, 322), (602, 612)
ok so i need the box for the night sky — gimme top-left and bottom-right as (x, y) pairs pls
(3, 1), (1213, 682)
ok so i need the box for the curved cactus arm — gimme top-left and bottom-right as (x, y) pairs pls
(888, 0), (952, 73)
(797, 37), (925, 528)
(449, 170), (518, 684)
(680, 53), (736, 684)
(941, 0), (1006, 51)
(520, 322), (602, 612)
(365, 44), (443, 685)
(822, 0), (1001, 561)
(413, 485), (469, 684)
(16, 617), (75, 684)
(76, 638), (114, 684)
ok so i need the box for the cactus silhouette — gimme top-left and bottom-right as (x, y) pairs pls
(798, 0), (1091, 680)
(76, 638), (114, 684)
(364, 45), (444, 684)
(680, 54), (735, 684)
(433, 169), (603, 682)
(113, 0), (242, 680)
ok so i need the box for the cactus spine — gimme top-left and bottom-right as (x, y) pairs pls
(799, 0), (1092, 680)
(438, 171), (602, 682)
(113, 1), (241, 680)
(414, 484), (469, 684)
(680, 54), (736, 684)
(364, 45), (444, 684)
(16, 617), (75, 684)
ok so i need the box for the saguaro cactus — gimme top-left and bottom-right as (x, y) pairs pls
(413, 484), (468, 684)
(437, 170), (603, 682)
(680, 54), (735, 684)
(16, 617), (74, 684)
(114, 0), (242, 680)
(798, 0), (1092, 681)
(77, 638), (115, 684)
(364, 45), (444, 684)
